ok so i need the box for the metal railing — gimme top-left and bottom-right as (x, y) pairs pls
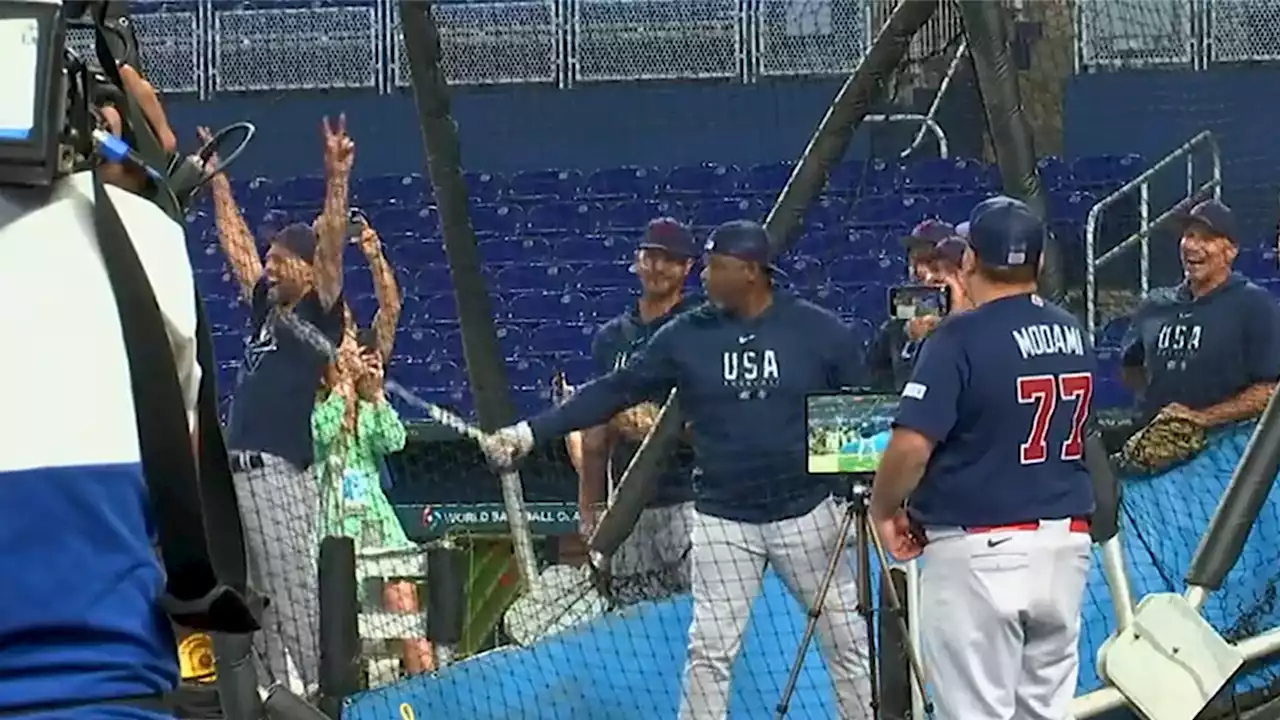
(1082, 131), (1222, 339)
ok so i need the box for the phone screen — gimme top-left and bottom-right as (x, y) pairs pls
(347, 209), (364, 239)
(888, 284), (951, 320)
(805, 393), (898, 475)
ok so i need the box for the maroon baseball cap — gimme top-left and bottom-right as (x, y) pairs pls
(639, 217), (698, 258)
(901, 220), (958, 255)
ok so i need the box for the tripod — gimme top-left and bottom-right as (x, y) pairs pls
(774, 477), (934, 720)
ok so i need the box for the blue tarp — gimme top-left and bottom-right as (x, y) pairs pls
(346, 423), (1280, 719)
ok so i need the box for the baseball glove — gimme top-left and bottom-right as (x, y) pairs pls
(1117, 413), (1207, 476)
(610, 402), (663, 442)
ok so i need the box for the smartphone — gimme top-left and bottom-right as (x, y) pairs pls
(804, 392), (898, 475)
(346, 208), (366, 241)
(888, 284), (951, 321)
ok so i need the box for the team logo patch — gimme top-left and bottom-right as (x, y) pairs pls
(902, 381), (927, 400)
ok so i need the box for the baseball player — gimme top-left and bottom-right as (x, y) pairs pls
(869, 197), (1097, 720)
(565, 217), (701, 605)
(484, 220), (872, 720)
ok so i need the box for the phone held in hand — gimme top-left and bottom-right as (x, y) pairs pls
(346, 208), (366, 242)
(888, 284), (951, 321)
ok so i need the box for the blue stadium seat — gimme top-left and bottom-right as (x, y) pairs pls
(212, 332), (242, 364)
(527, 323), (595, 355)
(576, 289), (634, 320)
(802, 197), (847, 231)
(899, 158), (986, 193)
(582, 166), (659, 200)
(526, 201), (598, 235)
(830, 255), (905, 286)
(1098, 317), (1131, 349)
(850, 194), (930, 225)
(478, 236), (550, 264)
(353, 174), (429, 208)
(828, 159), (895, 195)
(387, 236), (447, 267)
(1037, 157), (1072, 192)
(845, 282), (890, 317)
(507, 169), (583, 201)
(559, 355), (598, 384)
(934, 192), (990, 223)
(409, 265), (452, 295)
(239, 177), (277, 210)
(470, 204), (524, 237)
(778, 253), (822, 281)
(741, 162), (795, 196)
(508, 356), (551, 389)
(810, 284), (848, 313)
(372, 206), (438, 236)
(1236, 248), (1275, 279)
(1071, 154), (1144, 189)
(604, 199), (677, 231)
(555, 235), (626, 263)
(574, 262), (634, 289)
(692, 197), (762, 229)
(494, 324), (527, 358)
(393, 326), (441, 363)
(417, 292), (458, 323)
(401, 358), (465, 390)
(505, 290), (574, 321)
(1048, 191), (1097, 223)
(662, 163), (742, 198)
(348, 292), (378, 321)
(273, 176), (326, 208)
(437, 329), (465, 358)
(495, 263), (571, 291)
(464, 171), (506, 204)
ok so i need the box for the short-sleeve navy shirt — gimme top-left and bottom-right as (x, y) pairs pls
(226, 279), (345, 469)
(894, 294), (1097, 527)
(591, 298), (700, 507)
(1121, 273), (1280, 422)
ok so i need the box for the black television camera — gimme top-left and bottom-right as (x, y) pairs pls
(0, 0), (252, 220)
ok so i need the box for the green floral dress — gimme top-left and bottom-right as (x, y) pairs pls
(312, 392), (414, 553)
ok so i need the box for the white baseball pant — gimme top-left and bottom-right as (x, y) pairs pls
(919, 518), (1092, 720)
(679, 496), (872, 720)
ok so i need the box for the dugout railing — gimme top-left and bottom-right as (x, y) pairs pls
(1083, 130), (1222, 338)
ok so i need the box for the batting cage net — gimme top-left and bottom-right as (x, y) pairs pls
(132, 0), (1280, 717)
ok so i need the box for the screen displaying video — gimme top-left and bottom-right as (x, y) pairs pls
(805, 393), (899, 474)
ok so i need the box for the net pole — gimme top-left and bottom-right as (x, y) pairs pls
(399, 0), (539, 642)
(593, 0), (943, 554)
(957, 0), (1062, 299)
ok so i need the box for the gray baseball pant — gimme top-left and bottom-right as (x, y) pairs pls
(679, 496), (872, 720)
(230, 451), (321, 695)
(609, 501), (694, 605)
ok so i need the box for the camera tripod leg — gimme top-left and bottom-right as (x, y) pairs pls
(774, 499), (879, 719)
(868, 526), (935, 719)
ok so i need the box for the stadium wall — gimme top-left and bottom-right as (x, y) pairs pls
(164, 78), (986, 178)
(1065, 65), (1280, 245)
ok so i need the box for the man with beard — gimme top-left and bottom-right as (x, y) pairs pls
(205, 116), (354, 694)
(565, 217), (701, 604)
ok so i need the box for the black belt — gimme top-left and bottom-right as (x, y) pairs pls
(0, 693), (171, 718)
(229, 451), (267, 473)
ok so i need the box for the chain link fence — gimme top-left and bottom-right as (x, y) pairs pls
(570, 0), (744, 82)
(1208, 0), (1280, 64)
(213, 4), (379, 93)
(391, 1), (560, 88)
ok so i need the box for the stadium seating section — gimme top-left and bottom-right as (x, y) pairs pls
(188, 154), (1277, 420)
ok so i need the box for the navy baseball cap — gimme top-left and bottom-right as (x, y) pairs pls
(269, 222), (318, 263)
(704, 219), (784, 274)
(638, 217), (698, 258)
(901, 220), (958, 255)
(1178, 199), (1238, 244)
(932, 236), (968, 267)
(966, 196), (1044, 268)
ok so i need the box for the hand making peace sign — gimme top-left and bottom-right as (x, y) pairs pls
(322, 114), (355, 177)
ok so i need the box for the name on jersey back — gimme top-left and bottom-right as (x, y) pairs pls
(1012, 323), (1086, 359)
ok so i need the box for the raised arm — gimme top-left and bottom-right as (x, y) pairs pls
(313, 116), (355, 311)
(198, 126), (262, 300)
(357, 221), (402, 359)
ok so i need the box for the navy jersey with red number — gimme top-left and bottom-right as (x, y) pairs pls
(894, 294), (1097, 527)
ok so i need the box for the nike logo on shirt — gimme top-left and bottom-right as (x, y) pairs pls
(986, 537), (1012, 548)
(738, 334), (755, 344)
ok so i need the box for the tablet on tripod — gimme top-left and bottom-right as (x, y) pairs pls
(805, 391), (899, 475)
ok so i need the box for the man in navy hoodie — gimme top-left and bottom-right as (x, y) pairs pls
(484, 220), (872, 719)
(566, 217), (701, 605)
(1117, 199), (1280, 439)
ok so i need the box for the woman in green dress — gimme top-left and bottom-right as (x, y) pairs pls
(313, 330), (433, 674)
